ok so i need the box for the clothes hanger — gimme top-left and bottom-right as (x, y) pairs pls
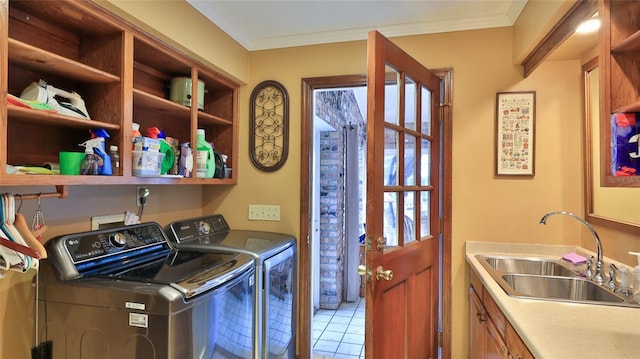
(0, 194), (40, 269)
(3, 194), (37, 271)
(5, 194), (40, 265)
(0, 194), (29, 271)
(13, 195), (47, 259)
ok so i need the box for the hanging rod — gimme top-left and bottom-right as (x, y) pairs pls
(15, 185), (68, 200)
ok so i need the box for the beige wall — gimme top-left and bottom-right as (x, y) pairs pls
(3, 1), (640, 358)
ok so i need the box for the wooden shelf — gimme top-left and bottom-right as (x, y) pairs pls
(611, 29), (640, 52)
(133, 89), (192, 118)
(0, 174), (236, 186)
(8, 39), (120, 83)
(603, 175), (640, 187)
(198, 110), (233, 126)
(7, 105), (120, 130)
(612, 101), (640, 114)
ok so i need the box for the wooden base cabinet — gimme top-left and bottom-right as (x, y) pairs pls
(469, 286), (486, 359)
(468, 270), (534, 359)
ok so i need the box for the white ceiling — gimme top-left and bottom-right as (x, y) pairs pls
(187, 0), (529, 51)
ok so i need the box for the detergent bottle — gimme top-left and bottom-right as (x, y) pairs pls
(195, 129), (215, 178)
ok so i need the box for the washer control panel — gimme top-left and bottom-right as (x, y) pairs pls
(60, 222), (167, 263)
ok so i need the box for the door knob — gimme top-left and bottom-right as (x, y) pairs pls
(358, 265), (367, 275)
(376, 266), (393, 281)
(358, 265), (372, 282)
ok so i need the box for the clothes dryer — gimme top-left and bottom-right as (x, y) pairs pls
(166, 215), (296, 359)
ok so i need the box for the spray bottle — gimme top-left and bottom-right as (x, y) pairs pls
(90, 128), (112, 175)
(629, 251), (640, 303)
(79, 137), (112, 175)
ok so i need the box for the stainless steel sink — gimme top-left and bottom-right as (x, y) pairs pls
(501, 274), (625, 303)
(481, 256), (578, 277)
(474, 254), (638, 307)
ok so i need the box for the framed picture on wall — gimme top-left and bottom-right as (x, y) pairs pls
(495, 91), (536, 176)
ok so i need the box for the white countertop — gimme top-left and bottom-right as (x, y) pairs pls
(466, 241), (640, 359)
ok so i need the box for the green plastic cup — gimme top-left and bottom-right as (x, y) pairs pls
(59, 151), (85, 175)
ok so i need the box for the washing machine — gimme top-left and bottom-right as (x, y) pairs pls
(166, 214), (296, 359)
(41, 222), (256, 359)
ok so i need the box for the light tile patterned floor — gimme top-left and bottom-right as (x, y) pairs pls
(312, 298), (365, 359)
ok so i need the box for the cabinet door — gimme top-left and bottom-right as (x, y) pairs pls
(506, 322), (534, 359)
(486, 317), (508, 359)
(468, 287), (486, 359)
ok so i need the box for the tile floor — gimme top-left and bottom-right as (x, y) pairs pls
(312, 298), (365, 359)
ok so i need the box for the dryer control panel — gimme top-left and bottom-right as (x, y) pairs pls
(166, 214), (230, 243)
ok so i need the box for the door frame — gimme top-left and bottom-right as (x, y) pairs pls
(299, 71), (453, 358)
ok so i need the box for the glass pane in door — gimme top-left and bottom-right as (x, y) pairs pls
(404, 191), (416, 244)
(384, 66), (399, 125)
(384, 129), (399, 186)
(383, 192), (398, 247)
(420, 138), (431, 186)
(405, 76), (417, 131)
(405, 134), (416, 186)
(421, 84), (432, 136)
(420, 191), (430, 237)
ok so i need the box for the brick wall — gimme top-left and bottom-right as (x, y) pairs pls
(315, 90), (365, 309)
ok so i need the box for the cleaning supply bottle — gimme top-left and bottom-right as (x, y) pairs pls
(620, 265), (632, 296)
(79, 138), (112, 175)
(109, 145), (120, 176)
(630, 251), (640, 302)
(195, 129), (215, 178)
(80, 145), (99, 175)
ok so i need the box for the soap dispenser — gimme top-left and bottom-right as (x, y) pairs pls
(629, 251), (640, 303)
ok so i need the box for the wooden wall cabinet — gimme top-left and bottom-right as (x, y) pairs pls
(600, 0), (640, 187)
(468, 270), (535, 359)
(1, 0), (239, 187)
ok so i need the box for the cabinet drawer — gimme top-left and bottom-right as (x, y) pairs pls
(482, 289), (506, 338)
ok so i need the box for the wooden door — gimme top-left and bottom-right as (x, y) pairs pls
(364, 30), (441, 359)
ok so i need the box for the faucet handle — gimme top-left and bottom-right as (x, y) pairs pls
(586, 255), (594, 280)
(607, 263), (618, 292)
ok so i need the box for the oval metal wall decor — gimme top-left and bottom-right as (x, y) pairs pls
(249, 80), (289, 172)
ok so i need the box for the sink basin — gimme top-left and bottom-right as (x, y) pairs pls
(481, 256), (577, 277)
(501, 274), (625, 303)
(473, 254), (638, 307)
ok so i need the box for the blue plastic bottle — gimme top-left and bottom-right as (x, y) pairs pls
(195, 129), (215, 178)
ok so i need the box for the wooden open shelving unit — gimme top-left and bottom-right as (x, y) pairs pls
(600, 0), (640, 187)
(1, 0), (239, 188)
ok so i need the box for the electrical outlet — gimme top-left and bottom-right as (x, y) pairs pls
(248, 204), (280, 221)
(137, 186), (150, 207)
